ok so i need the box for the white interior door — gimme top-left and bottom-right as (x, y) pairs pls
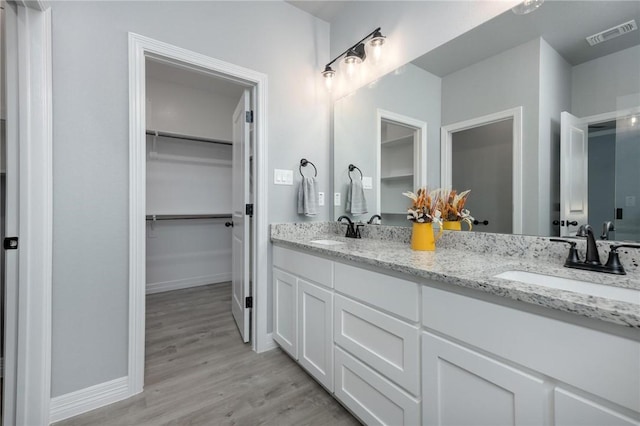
(560, 112), (588, 236)
(231, 89), (251, 342)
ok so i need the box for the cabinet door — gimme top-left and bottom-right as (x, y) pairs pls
(334, 347), (420, 426)
(273, 268), (297, 358)
(298, 279), (333, 391)
(422, 332), (545, 426)
(554, 388), (639, 426)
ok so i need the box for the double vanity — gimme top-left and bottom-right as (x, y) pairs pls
(271, 223), (640, 426)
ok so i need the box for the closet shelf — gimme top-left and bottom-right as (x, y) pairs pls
(148, 151), (232, 167)
(381, 135), (413, 147)
(146, 129), (232, 146)
(381, 173), (413, 181)
(146, 214), (232, 221)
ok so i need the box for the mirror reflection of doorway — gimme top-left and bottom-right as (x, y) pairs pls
(451, 119), (513, 234)
(588, 116), (640, 241)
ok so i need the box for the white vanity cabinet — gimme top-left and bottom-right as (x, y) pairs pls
(272, 244), (640, 426)
(272, 246), (334, 391)
(421, 331), (545, 426)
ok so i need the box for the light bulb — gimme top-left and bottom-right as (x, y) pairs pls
(632, 115), (638, 126)
(368, 31), (386, 63)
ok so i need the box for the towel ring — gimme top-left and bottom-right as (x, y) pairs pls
(299, 158), (318, 177)
(348, 164), (363, 182)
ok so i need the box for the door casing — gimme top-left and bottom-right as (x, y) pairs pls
(128, 33), (273, 398)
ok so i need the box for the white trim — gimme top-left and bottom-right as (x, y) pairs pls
(441, 107), (523, 234)
(49, 377), (129, 423)
(128, 33), (273, 400)
(4, 5), (53, 426)
(146, 273), (232, 294)
(376, 109), (428, 214)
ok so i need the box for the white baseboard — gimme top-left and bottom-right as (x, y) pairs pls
(257, 332), (278, 353)
(50, 376), (130, 423)
(146, 273), (231, 294)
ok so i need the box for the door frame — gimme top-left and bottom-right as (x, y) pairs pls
(376, 109), (427, 215)
(559, 106), (640, 236)
(441, 107), (523, 234)
(3, 2), (53, 425)
(128, 33), (272, 397)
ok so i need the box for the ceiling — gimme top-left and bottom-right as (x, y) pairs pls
(413, 1), (640, 77)
(287, 1), (640, 78)
(146, 59), (246, 98)
(286, 1), (349, 24)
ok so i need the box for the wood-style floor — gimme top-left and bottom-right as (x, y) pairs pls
(55, 283), (360, 426)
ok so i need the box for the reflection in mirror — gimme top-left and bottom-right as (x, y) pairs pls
(451, 119), (513, 234)
(333, 0), (640, 241)
(587, 115), (640, 241)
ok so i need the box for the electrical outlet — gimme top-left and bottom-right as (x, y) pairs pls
(626, 196), (636, 207)
(334, 192), (341, 206)
(362, 176), (373, 189)
(318, 192), (325, 206)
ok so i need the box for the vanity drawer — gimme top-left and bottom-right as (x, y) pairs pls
(334, 262), (419, 322)
(334, 295), (420, 395)
(422, 285), (640, 412)
(273, 246), (333, 288)
(334, 347), (420, 426)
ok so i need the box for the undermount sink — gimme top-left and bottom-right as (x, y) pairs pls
(494, 270), (640, 305)
(309, 239), (345, 246)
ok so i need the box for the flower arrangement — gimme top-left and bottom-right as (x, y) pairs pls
(437, 189), (474, 225)
(402, 188), (442, 224)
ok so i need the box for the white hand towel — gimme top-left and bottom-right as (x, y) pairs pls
(346, 178), (368, 216)
(297, 176), (319, 216)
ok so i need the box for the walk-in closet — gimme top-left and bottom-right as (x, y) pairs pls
(144, 59), (250, 372)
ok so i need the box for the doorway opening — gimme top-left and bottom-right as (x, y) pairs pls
(441, 107), (523, 234)
(129, 33), (270, 398)
(377, 110), (427, 226)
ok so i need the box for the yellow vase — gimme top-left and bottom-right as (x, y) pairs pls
(442, 220), (472, 231)
(411, 222), (443, 251)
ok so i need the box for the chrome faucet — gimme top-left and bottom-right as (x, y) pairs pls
(601, 221), (615, 240)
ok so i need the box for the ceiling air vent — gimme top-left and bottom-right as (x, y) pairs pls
(586, 19), (638, 46)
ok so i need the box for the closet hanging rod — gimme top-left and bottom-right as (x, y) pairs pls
(146, 129), (232, 146)
(145, 214), (232, 221)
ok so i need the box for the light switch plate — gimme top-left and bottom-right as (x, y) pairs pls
(362, 176), (373, 189)
(626, 196), (636, 207)
(318, 192), (325, 206)
(274, 169), (293, 185)
(334, 192), (341, 206)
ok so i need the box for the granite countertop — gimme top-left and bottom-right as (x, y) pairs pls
(271, 231), (640, 329)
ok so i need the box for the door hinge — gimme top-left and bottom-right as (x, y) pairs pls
(246, 203), (254, 217)
(245, 296), (253, 309)
(245, 110), (254, 123)
(3, 237), (18, 250)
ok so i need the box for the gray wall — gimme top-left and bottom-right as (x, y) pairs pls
(51, 1), (329, 396)
(572, 45), (640, 118)
(452, 120), (513, 234)
(615, 124), (640, 241)
(333, 63), (441, 219)
(588, 131), (616, 238)
(442, 38), (541, 235)
(538, 38), (572, 236)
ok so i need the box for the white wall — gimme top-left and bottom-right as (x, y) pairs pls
(442, 38), (541, 235)
(333, 63), (441, 219)
(572, 45), (640, 118)
(50, 1), (330, 397)
(538, 38), (571, 236)
(146, 77), (238, 141)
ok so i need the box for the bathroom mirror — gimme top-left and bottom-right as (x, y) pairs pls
(333, 0), (640, 241)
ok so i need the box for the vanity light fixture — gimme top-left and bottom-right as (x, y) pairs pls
(512, 0), (544, 15)
(322, 27), (386, 89)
